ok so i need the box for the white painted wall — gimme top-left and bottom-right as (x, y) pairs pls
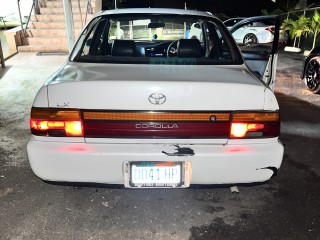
(0, 0), (33, 20)
(0, 0), (32, 58)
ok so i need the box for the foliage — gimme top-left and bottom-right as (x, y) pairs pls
(282, 10), (320, 50)
(308, 10), (320, 50)
(282, 14), (311, 48)
(282, 18), (300, 47)
(296, 15), (310, 39)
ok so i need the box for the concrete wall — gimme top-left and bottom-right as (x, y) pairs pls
(0, 31), (10, 58)
(0, 27), (23, 59)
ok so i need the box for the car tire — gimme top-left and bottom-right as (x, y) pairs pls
(243, 33), (258, 46)
(304, 57), (320, 94)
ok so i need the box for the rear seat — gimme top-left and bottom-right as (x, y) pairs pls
(177, 39), (202, 58)
(111, 40), (136, 57)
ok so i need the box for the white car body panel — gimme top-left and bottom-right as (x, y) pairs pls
(96, 8), (213, 17)
(266, 54), (278, 91)
(28, 137), (283, 185)
(32, 86), (48, 107)
(45, 63), (270, 111)
(224, 17), (274, 44)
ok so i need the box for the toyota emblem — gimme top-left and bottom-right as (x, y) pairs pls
(148, 93), (166, 105)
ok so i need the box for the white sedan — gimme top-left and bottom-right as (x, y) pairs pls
(27, 8), (283, 188)
(224, 17), (275, 45)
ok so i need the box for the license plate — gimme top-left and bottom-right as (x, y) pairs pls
(130, 162), (182, 187)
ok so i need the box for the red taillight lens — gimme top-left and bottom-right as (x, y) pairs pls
(231, 123), (249, 138)
(82, 111), (231, 138)
(65, 121), (83, 136)
(230, 123), (265, 138)
(247, 123), (264, 131)
(230, 112), (280, 139)
(30, 108), (83, 137)
(265, 27), (275, 33)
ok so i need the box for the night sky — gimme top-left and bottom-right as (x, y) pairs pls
(121, 0), (279, 17)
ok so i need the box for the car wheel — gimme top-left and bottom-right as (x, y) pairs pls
(304, 57), (320, 94)
(243, 33), (258, 46)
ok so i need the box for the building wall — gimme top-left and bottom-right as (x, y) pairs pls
(0, 0), (32, 19)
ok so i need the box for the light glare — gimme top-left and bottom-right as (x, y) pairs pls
(231, 123), (248, 138)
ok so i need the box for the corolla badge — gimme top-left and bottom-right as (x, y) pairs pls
(148, 93), (166, 105)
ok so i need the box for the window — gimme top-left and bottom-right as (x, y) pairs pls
(71, 14), (241, 65)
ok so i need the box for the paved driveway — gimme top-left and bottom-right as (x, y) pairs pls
(0, 52), (319, 240)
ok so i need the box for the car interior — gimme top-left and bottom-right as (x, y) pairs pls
(73, 15), (240, 64)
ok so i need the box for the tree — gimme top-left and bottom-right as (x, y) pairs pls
(296, 15), (310, 47)
(308, 10), (320, 50)
(282, 15), (310, 48)
(282, 18), (299, 47)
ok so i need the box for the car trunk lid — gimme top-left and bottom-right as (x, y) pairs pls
(47, 63), (266, 110)
(46, 63), (267, 142)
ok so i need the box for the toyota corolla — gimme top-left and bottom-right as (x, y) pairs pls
(27, 9), (284, 188)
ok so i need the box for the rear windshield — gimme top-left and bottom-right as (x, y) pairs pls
(71, 14), (243, 65)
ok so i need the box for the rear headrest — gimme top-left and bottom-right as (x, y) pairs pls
(177, 39), (202, 58)
(111, 40), (136, 57)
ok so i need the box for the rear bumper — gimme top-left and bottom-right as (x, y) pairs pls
(27, 137), (284, 186)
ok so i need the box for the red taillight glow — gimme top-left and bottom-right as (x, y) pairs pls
(65, 121), (83, 136)
(230, 112), (280, 139)
(230, 123), (265, 138)
(247, 123), (264, 131)
(30, 119), (83, 137)
(30, 108), (83, 137)
(231, 123), (249, 138)
(265, 27), (275, 33)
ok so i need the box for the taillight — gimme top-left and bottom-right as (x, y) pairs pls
(230, 112), (280, 138)
(265, 27), (275, 34)
(30, 108), (83, 137)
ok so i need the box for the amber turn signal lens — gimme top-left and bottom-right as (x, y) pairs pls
(83, 112), (230, 122)
(232, 112), (279, 122)
(31, 108), (81, 120)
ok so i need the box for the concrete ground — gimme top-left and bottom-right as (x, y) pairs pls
(0, 52), (319, 240)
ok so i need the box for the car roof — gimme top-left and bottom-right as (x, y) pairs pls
(97, 8), (215, 18)
(223, 17), (245, 23)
